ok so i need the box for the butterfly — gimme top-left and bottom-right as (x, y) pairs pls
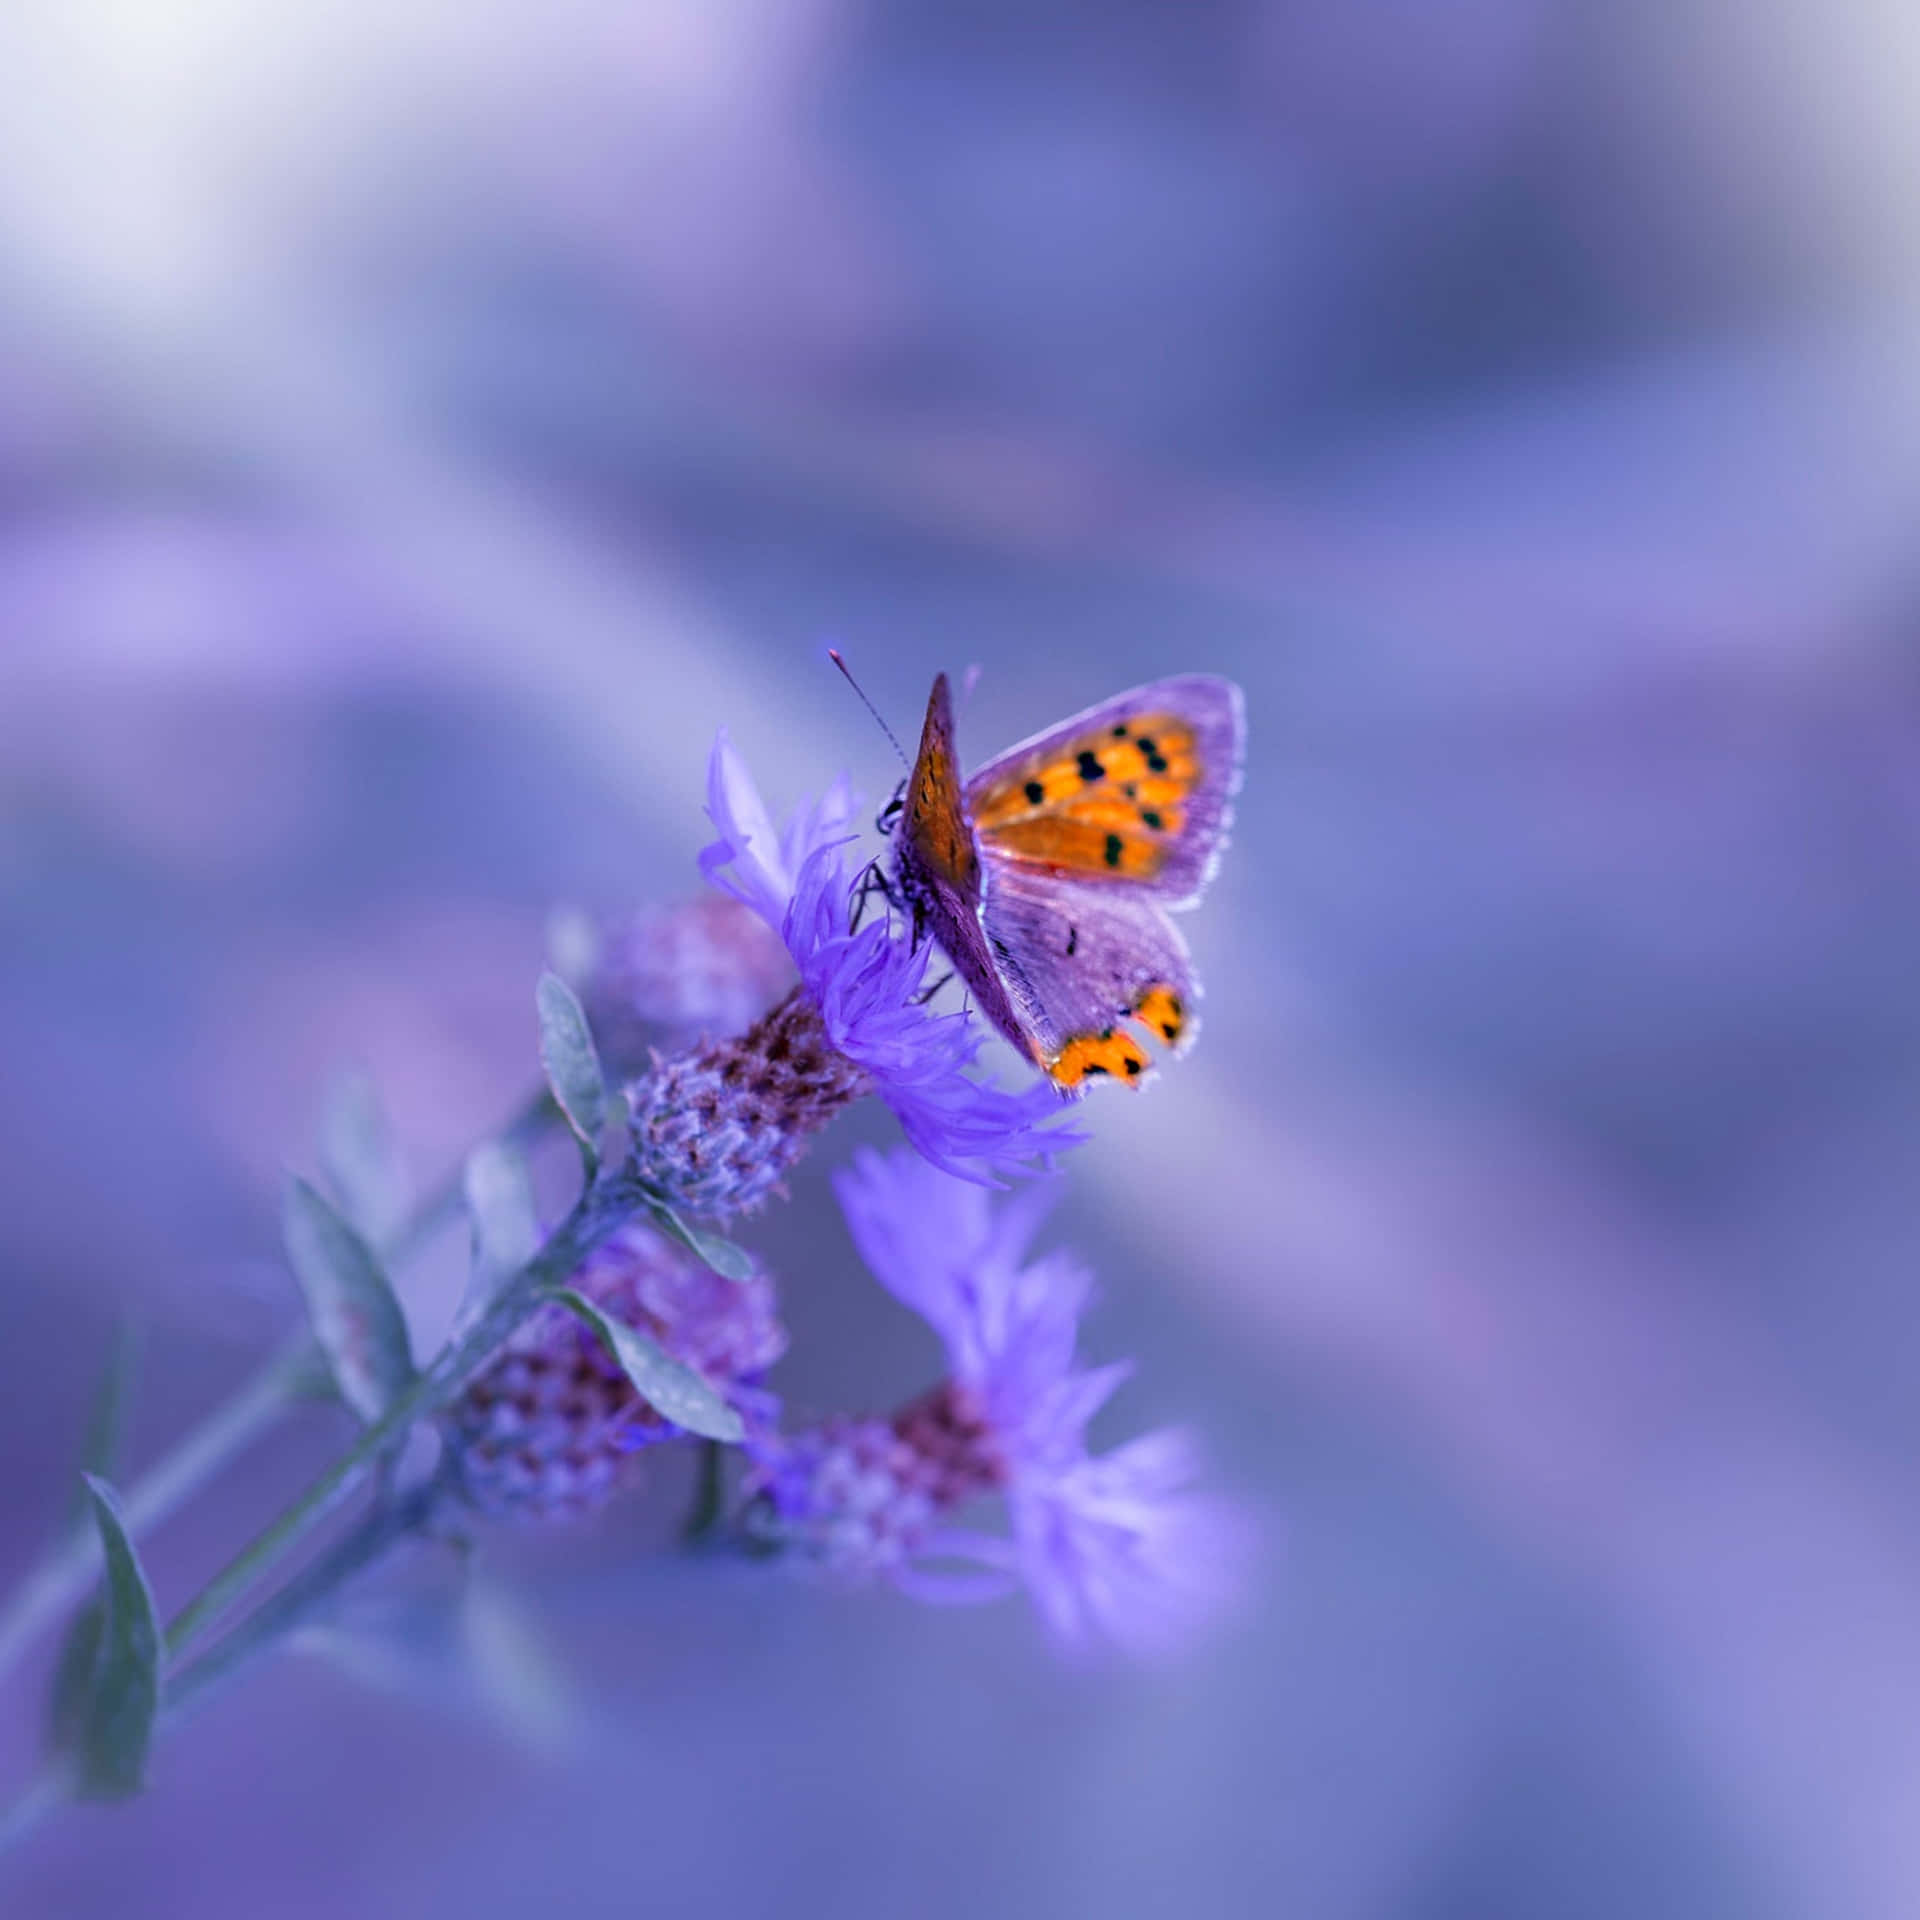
(890, 672), (1244, 1094)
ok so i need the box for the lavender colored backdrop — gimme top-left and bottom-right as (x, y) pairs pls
(4, 1), (1920, 1914)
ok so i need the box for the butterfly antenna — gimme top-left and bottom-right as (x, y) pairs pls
(828, 649), (910, 770)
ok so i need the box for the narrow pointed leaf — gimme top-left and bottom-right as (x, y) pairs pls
(319, 1069), (412, 1248)
(71, 1476), (161, 1799)
(548, 1289), (743, 1443)
(536, 972), (606, 1165)
(463, 1142), (540, 1284)
(544, 904), (600, 987)
(46, 1328), (142, 1758)
(451, 1142), (541, 1340)
(637, 1187), (757, 1284)
(64, 1324), (138, 1534)
(282, 1177), (416, 1423)
(45, 1598), (104, 1761)
(461, 1578), (578, 1757)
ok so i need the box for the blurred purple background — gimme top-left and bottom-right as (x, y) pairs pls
(5, 2), (1920, 1914)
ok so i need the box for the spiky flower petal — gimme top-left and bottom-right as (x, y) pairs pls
(1012, 1427), (1251, 1659)
(629, 736), (1081, 1218)
(749, 1148), (1247, 1652)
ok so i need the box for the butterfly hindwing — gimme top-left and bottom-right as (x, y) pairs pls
(966, 675), (1243, 906)
(981, 867), (1199, 1091)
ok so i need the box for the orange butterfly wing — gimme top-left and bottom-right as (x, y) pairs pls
(968, 712), (1202, 882)
(901, 678), (980, 897)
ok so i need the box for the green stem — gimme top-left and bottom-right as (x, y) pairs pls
(0, 1336), (312, 1688)
(0, 1089), (561, 1693)
(162, 1170), (647, 1662)
(163, 1484), (440, 1727)
(679, 1440), (726, 1546)
(0, 1486), (442, 1863)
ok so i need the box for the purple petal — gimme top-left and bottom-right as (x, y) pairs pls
(1010, 1432), (1254, 1658)
(699, 729), (793, 926)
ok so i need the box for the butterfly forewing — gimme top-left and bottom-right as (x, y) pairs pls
(965, 678), (1241, 906)
(902, 674), (980, 896)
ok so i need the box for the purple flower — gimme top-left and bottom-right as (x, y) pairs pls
(749, 1148), (1249, 1654)
(1010, 1427), (1251, 1659)
(700, 733), (1081, 1180)
(629, 735), (1080, 1218)
(444, 1222), (785, 1519)
(583, 894), (794, 1063)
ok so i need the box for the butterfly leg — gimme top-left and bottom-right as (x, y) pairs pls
(849, 859), (902, 933)
(911, 970), (954, 1007)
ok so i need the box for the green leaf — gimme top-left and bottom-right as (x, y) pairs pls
(45, 1598), (104, 1762)
(548, 1289), (743, 1444)
(282, 1177), (417, 1423)
(65, 1324), (138, 1534)
(535, 973), (606, 1167)
(636, 1185), (757, 1284)
(318, 1069), (411, 1249)
(449, 1141), (542, 1341)
(462, 1142), (540, 1285)
(45, 1325), (144, 1752)
(69, 1476), (162, 1800)
(460, 1578), (578, 1757)
(544, 904), (600, 987)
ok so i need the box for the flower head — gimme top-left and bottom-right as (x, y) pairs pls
(628, 736), (1081, 1218)
(748, 1148), (1248, 1653)
(584, 894), (794, 1064)
(444, 1222), (784, 1519)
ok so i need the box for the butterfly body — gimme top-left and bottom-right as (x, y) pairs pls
(892, 673), (1244, 1094)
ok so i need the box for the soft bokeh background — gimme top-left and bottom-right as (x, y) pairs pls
(5, 2), (1920, 1915)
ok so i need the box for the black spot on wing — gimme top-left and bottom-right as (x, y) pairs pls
(1023, 779), (1045, 805)
(1103, 833), (1124, 868)
(1076, 750), (1105, 784)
